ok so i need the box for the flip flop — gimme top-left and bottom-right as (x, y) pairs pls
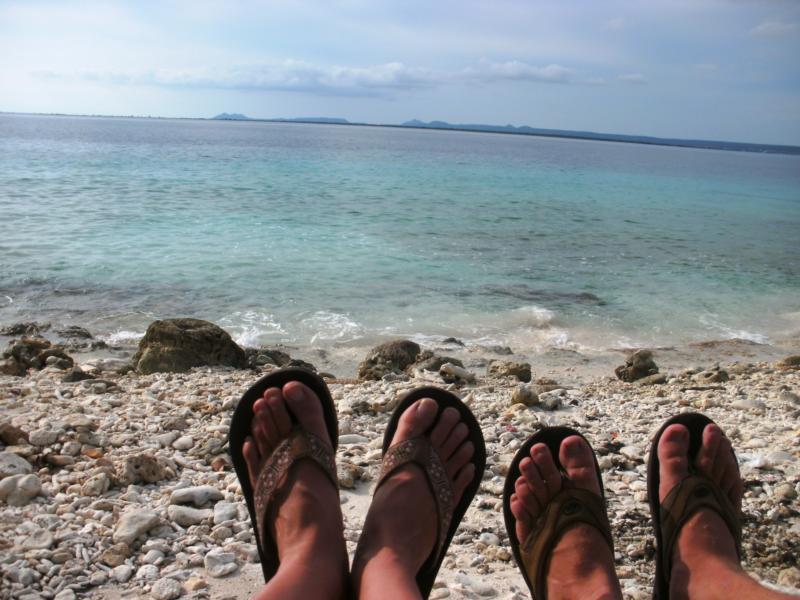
(375, 386), (486, 599)
(647, 412), (742, 600)
(502, 427), (614, 600)
(228, 367), (339, 582)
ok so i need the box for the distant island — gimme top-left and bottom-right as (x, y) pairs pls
(212, 113), (350, 125)
(212, 113), (252, 120)
(400, 120), (800, 155)
(207, 112), (798, 155)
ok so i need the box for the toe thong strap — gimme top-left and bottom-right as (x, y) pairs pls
(660, 474), (741, 578)
(254, 428), (338, 546)
(521, 485), (614, 600)
(377, 437), (454, 561)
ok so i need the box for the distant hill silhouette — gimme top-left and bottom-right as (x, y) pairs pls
(213, 113), (252, 120)
(401, 120), (800, 155)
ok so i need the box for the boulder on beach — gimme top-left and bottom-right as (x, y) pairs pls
(410, 350), (464, 373)
(776, 355), (800, 371)
(614, 349), (659, 382)
(132, 319), (247, 374)
(487, 360), (532, 382)
(1, 337), (75, 375)
(357, 340), (421, 381)
(0, 322), (50, 337)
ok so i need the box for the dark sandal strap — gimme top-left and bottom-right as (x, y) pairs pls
(660, 474), (741, 578)
(520, 485), (614, 600)
(254, 428), (338, 546)
(376, 437), (454, 561)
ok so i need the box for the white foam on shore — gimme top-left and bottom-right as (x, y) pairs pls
(303, 311), (365, 344)
(102, 330), (145, 345)
(220, 311), (288, 347)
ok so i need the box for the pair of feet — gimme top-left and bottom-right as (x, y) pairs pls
(242, 381), (476, 600)
(508, 423), (792, 600)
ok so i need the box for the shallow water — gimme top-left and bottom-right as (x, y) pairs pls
(1, 113), (799, 351)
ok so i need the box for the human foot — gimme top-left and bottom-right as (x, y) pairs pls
(242, 381), (347, 599)
(352, 397), (478, 599)
(509, 434), (621, 600)
(656, 422), (745, 600)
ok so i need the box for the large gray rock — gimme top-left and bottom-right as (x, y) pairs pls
(132, 318), (247, 374)
(113, 510), (159, 544)
(614, 349), (659, 382)
(0, 452), (33, 478)
(0, 474), (42, 505)
(357, 340), (421, 381)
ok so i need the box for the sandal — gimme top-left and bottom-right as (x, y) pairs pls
(502, 427), (614, 600)
(647, 412), (742, 599)
(376, 387), (486, 599)
(228, 368), (339, 582)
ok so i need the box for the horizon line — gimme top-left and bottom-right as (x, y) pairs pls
(2, 110), (799, 155)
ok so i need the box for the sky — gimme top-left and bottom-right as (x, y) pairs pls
(1, 0), (799, 145)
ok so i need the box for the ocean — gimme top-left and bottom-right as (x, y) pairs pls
(1, 113), (799, 353)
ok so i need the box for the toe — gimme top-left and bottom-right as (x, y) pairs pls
(695, 424), (722, 481)
(429, 407), (460, 448)
(710, 429), (731, 485)
(531, 443), (562, 498)
(243, 436), (261, 484)
(559, 435), (601, 496)
(266, 390), (293, 437)
(511, 493), (532, 544)
(520, 456), (549, 509)
(252, 413), (272, 459)
(452, 463), (475, 502)
(657, 424), (690, 503)
(440, 423), (468, 461)
(283, 381), (331, 444)
(392, 398), (438, 444)
(445, 441), (474, 479)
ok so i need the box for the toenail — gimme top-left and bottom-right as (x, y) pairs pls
(533, 445), (548, 458)
(562, 438), (583, 458)
(417, 398), (437, 418)
(283, 383), (306, 402)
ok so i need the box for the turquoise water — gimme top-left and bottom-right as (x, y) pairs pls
(1, 113), (799, 351)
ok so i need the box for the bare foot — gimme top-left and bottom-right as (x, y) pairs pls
(658, 423), (792, 600)
(243, 382), (347, 600)
(510, 436), (621, 600)
(352, 398), (476, 600)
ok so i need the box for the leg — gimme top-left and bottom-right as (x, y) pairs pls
(244, 382), (348, 600)
(657, 423), (795, 600)
(352, 398), (476, 600)
(509, 436), (622, 600)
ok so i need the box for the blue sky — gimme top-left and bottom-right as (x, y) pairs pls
(1, 0), (799, 144)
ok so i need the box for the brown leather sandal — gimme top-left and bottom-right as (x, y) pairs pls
(502, 426), (614, 600)
(228, 368), (339, 582)
(647, 412), (742, 600)
(372, 387), (486, 599)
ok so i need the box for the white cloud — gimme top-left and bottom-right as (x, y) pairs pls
(750, 20), (798, 37)
(617, 73), (648, 84)
(34, 59), (586, 96)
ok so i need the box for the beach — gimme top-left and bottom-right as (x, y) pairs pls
(1, 328), (799, 599)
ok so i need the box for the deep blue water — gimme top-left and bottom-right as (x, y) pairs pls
(1, 113), (799, 351)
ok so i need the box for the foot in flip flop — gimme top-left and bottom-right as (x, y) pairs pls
(352, 397), (478, 599)
(242, 382), (347, 600)
(509, 436), (622, 600)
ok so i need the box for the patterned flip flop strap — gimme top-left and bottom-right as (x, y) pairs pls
(520, 485), (614, 600)
(376, 437), (454, 561)
(660, 474), (742, 579)
(254, 428), (338, 548)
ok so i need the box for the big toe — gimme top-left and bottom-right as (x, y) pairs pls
(283, 381), (331, 444)
(657, 424), (690, 503)
(559, 435), (601, 496)
(392, 397), (438, 444)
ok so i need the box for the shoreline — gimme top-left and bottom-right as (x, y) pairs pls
(1, 323), (799, 599)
